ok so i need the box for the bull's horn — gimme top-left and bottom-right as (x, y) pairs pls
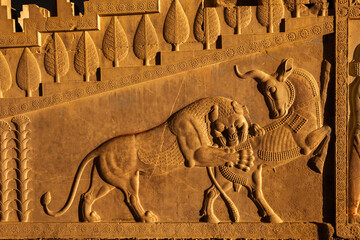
(234, 65), (268, 83)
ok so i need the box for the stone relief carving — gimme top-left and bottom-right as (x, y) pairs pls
(163, 0), (190, 51)
(200, 58), (331, 224)
(133, 14), (159, 66)
(41, 96), (260, 223)
(0, 115), (31, 222)
(0, 120), (13, 222)
(44, 33), (70, 83)
(0, 0), (343, 238)
(12, 116), (32, 222)
(349, 44), (360, 223)
(224, 6), (251, 35)
(16, 48), (41, 97)
(194, 2), (221, 49)
(74, 31), (99, 82)
(257, 0), (285, 33)
(102, 16), (129, 67)
(0, 50), (12, 98)
(236, 58), (331, 172)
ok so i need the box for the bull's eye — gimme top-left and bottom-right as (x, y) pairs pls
(269, 86), (277, 94)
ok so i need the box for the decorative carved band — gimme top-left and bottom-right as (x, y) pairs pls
(258, 147), (302, 162)
(288, 114), (308, 133)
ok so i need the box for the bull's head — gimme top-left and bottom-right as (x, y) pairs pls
(209, 101), (248, 148)
(235, 58), (295, 119)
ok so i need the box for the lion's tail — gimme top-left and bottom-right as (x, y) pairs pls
(40, 150), (98, 217)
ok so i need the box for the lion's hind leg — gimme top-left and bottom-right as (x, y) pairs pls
(107, 170), (158, 223)
(120, 171), (158, 222)
(80, 164), (115, 222)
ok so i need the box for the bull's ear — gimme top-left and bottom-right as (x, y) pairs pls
(231, 100), (243, 114)
(276, 58), (294, 82)
(209, 105), (219, 122)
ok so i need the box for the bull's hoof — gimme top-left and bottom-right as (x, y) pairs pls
(308, 157), (324, 174)
(84, 211), (101, 222)
(141, 211), (158, 223)
(200, 214), (220, 223)
(264, 214), (283, 223)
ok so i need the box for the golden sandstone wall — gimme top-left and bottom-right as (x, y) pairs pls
(0, 0), (354, 239)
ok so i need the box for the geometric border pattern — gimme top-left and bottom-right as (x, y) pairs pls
(336, 0), (352, 237)
(0, 222), (333, 239)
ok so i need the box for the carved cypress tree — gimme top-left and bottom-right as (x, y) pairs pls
(44, 33), (69, 83)
(0, 51), (12, 98)
(257, 0), (284, 33)
(163, 0), (190, 51)
(224, 6), (252, 34)
(74, 31), (99, 82)
(284, 0), (307, 17)
(16, 48), (41, 97)
(194, 3), (220, 49)
(102, 16), (129, 67)
(133, 14), (159, 66)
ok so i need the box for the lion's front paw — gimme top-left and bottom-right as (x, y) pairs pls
(250, 123), (265, 137)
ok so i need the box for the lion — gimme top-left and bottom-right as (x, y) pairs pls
(40, 96), (263, 222)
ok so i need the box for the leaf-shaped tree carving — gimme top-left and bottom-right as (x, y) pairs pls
(74, 31), (99, 82)
(102, 16), (129, 67)
(44, 33), (69, 83)
(224, 6), (251, 34)
(163, 0), (190, 51)
(133, 14), (159, 66)
(257, 0), (284, 33)
(16, 48), (41, 97)
(0, 51), (12, 98)
(284, 0), (311, 17)
(194, 4), (220, 50)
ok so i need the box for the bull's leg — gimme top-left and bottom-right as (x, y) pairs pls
(302, 125), (331, 173)
(81, 165), (115, 222)
(249, 165), (283, 223)
(120, 171), (158, 223)
(200, 179), (233, 223)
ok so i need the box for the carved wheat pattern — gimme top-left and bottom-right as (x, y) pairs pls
(103, 16), (129, 67)
(74, 31), (99, 82)
(12, 116), (32, 222)
(16, 48), (41, 97)
(0, 121), (13, 221)
(44, 33), (69, 83)
(0, 51), (12, 98)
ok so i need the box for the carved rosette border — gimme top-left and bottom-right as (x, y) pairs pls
(0, 222), (333, 239)
(85, 0), (160, 15)
(335, 0), (352, 238)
